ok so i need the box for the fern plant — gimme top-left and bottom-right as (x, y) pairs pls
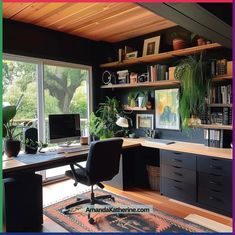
(175, 52), (211, 128)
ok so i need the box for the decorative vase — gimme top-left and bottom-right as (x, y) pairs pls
(138, 97), (145, 107)
(197, 38), (206, 46)
(173, 38), (187, 50)
(4, 139), (21, 157)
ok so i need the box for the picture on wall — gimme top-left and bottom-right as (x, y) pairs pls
(155, 88), (180, 130)
(136, 114), (154, 129)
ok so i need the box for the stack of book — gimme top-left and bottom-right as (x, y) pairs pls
(208, 84), (232, 104)
(211, 59), (228, 76)
(203, 129), (232, 148)
(147, 64), (169, 82)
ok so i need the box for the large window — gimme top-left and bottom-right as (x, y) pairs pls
(3, 54), (92, 180)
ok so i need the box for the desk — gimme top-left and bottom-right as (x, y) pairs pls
(2, 138), (232, 231)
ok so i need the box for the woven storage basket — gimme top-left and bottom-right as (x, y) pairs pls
(146, 165), (160, 191)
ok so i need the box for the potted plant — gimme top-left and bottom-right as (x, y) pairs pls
(191, 33), (206, 46)
(128, 92), (138, 107)
(3, 96), (23, 157)
(174, 52), (212, 128)
(171, 32), (187, 50)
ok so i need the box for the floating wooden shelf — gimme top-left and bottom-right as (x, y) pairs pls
(207, 103), (232, 108)
(212, 75), (232, 82)
(100, 43), (222, 68)
(100, 80), (180, 89)
(191, 124), (232, 130)
(123, 105), (153, 111)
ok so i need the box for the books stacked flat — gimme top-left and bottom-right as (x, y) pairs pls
(117, 70), (129, 84)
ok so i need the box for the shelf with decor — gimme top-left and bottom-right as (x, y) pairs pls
(207, 103), (232, 108)
(191, 124), (232, 130)
(100, 43), (222, 69)
(100, 80), (180, 89)
(122, 105), (153, 111)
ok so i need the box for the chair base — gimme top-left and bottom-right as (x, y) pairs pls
(62, 186), (115, 224)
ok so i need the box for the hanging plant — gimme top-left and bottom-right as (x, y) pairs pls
(174, 52), (211, 128)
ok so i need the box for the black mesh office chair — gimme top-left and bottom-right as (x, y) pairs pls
(62, 138), (123, 224)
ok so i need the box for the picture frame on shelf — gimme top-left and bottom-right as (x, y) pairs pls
(136, 114), (154, 129)
(126, 51), (138, 60)
(155, 88), (180, 130)
(143, 36), (160, 56)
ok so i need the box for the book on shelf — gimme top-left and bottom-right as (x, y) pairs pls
(208, 84), (232, 104)
(148, 64), (169, 82)
(203, 129), (232, 148)
(211, 59), (227, 76)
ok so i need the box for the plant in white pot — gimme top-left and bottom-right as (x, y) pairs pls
(3, 95), (24, 157)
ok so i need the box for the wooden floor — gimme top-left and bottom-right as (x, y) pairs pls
(42, 179), (232, 232)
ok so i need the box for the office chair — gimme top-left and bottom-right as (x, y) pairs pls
(62, 138), (123, 224)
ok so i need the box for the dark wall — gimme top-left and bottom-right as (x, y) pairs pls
(3, 19), (110, 109)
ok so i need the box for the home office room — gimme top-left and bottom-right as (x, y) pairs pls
(2, 2), (233, 233)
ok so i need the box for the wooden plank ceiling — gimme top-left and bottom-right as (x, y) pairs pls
(3, 2), (177, 42)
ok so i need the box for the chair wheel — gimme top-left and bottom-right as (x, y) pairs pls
(89, 217), (95, 224)
(62, 208), (70, 215)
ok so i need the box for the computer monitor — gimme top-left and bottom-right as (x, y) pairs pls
(48, 114), (81, 144)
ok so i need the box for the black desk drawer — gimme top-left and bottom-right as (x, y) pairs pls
(198, 186), (231, 213)
(161, 177), (196, 203)
(161, 150), (196, 170)
(161, 164), (196, 184)
(197, 156), (232, 177)
(198, 172), (232, 194)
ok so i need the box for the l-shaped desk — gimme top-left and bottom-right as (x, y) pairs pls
(2, 138), (232, 231)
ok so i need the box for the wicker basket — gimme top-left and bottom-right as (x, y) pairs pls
(146, 165), (160, 191)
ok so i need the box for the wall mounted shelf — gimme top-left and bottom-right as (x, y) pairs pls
(207, 103), (232, 108)
(101, 80), (180, 89)
(191, 124), (232, 130)
(212, 75), (232, 82)
(123, 105), (153, 111)
(100, 43), (222, 68)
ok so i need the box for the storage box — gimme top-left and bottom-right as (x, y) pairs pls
(146, 165), (160, 191)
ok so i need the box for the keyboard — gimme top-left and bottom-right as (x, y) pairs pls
(144, 138), (175, 145)
(57, 145), (90, 153)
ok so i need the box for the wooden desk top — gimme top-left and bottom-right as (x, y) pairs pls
(2, 138), (232, 177)
(123, 138), (232, 160)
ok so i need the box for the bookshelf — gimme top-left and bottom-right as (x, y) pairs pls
(100, 80), (180, 89)
(123, 105), (153, 111)
(100, 43), (221, 68)
(207, 103), (232, 108)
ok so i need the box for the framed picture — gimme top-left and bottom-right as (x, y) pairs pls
(136, 114), (154, 129)
(143, 36), (160, 56)
(155, 88), (180, 130)
(126, 51), (138, 60)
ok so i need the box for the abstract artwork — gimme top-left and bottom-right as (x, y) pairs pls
(155, 88), (180, 130)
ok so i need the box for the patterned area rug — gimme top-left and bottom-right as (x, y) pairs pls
(44, 189), (214, 233)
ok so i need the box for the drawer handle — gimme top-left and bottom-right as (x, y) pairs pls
(174, 172), (183, 177)
(173, 179), (182, 183)
(209, 188), (221, 193)
(209, 173), (221, 177)
(172, 158), (182, 163)
(211, 158), (220, 161)
(210, 165), (222, 170)
(209, 196), (222, 202)
(172, 165), (182, 169)
(209, 181), (221, 186)
(173, 186), (182, 190)
(173, 152), (181, 155)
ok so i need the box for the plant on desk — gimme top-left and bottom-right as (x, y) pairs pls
(3, 95), (24, 157)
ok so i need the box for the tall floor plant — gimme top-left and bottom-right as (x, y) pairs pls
(175, 52), (211, 128)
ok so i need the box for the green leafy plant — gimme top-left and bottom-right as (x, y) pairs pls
(175, 52), (211, 128)
(3, 94), (24, 140)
